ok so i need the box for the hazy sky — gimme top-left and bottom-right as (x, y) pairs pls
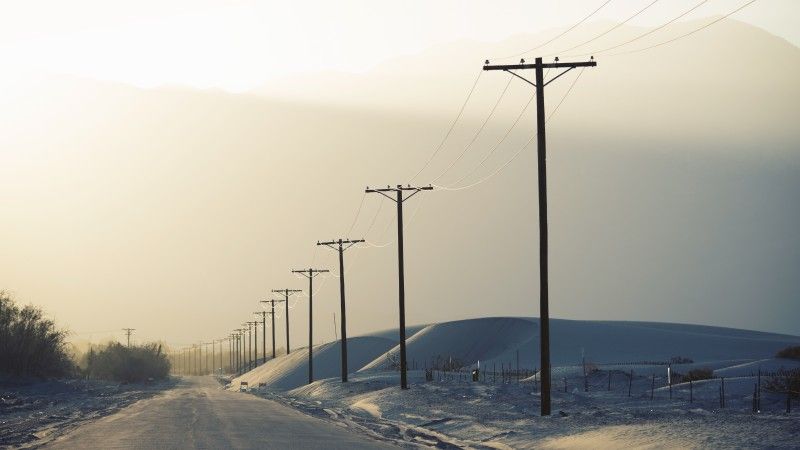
(1, 1), (798, 348)
(1, 0), (798, 91)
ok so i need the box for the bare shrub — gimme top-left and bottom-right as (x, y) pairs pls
(765, 369), (800, 398)
(679, 367), (714, 382)
(87, 342), (170, 383)
(776, 346), (800, 361)
(0, 291), (74, 378)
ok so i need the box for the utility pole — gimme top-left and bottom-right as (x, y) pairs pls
(122, 328), (135, 347)
(365, 185), (432, 389)
(255, 311), (268, 365)
(482, 56), (597, 416)
(260, 301), (278, 358)
(246, 321), (258, 371)
(292, 268), (329, 384)
(318, 239), (364, 382)
(271, 289), (301, 355)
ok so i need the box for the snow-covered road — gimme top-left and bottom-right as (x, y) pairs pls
(43, 376), (394, 449)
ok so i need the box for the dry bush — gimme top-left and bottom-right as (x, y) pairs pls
(0, 291), (74, 378)
(764, 369), (800, 398)
(680, 367), (714, 382)
(776, 346), (800, 361)
(87, 342), (170, 383)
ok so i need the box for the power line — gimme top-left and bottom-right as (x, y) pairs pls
(448, 89), (536, 186)
(566, 0), (709, 57)
(497, 0), (615, 59)
(409, 70), (483, 182)
(544, 0), (663, 56)
(431, 76), (515, 182)
(609, 0), (759, 57)
(434, 66), (588, 192)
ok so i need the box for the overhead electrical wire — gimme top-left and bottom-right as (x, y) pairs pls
(430, 76), (515, 182)
(544, 0), (663, 57)
(433, 67), (587, 192)
(608, 0), (758, 56)
(497, 0), (615, 59)
(565, 0), (710, 57)
(409, 70), (484, 182)
(448, 89), (536, 187)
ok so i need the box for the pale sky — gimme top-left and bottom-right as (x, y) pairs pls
(1, 0), (797, 91)
(1, 1), (798, 347)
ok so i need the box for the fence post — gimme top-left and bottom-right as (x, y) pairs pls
(651, 374), (655, 400)
(720, 377), (725, 408)
(564, 377), (567, 393)
(689, 379), (693, 404)
(628, 370), (633, 397)
(757, 369), (762, 412)
(787, 392), (791, 414)
(608, 371), (612, 391)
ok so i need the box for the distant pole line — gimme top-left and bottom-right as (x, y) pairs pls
(365, 185), (433, 390)
(271, 289), (301, 355)
(318, 238), (364, 383)
(122, 328), (135, 347)
(292, 268), (330, 384)
(482, 56), (597, 416)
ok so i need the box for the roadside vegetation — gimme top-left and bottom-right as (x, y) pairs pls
(82, 342), (170, 383)
(0, 291), (74, 378)
(776, 345), (800, 361)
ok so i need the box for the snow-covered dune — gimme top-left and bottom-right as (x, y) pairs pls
(359, 317), (800, 372)
(231, 336), (394, 391)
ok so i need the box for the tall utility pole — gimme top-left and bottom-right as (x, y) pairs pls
(292, 268), (329, 384)
(365, 185), (433, 389)
(483, 56), (597, 416)
(122, 328), (135, 347)
(254, 311), (268, 365)
(247, 321), (259, 370)
(271, 289), (301, 355)
(318, 238), (364, 382)
(260, 301), (278, 358)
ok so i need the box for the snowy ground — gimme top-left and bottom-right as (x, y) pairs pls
(247, 367), (799, 449)
(0, 377), (177, 448)
(228, 317), (800, 448)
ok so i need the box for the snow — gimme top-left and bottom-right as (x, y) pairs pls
(232, 317), (800, 448)
(359, 317), (800, 373)
(231, 336), (395, 391)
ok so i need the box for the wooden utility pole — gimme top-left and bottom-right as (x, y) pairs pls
(271, 289), (301, 355)
(254, 311), (268, 365)
(122, 328), (135, 347)
(365, 185), (432, 389)
(483, 56), (597, 416)
(260, 301), (279, 358)
(292, 268), (329, 384)
(318, 238), (364, 382)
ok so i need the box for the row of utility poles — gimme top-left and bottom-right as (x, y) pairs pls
(174, 56), (596, 418)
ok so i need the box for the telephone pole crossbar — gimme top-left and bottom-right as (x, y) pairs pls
(483, 56), (597, 416)
(365, 185), (432, 389)
(292, 268), (329, 384)
(318, 238), (364, 382)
